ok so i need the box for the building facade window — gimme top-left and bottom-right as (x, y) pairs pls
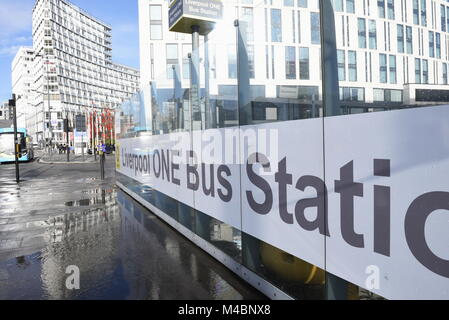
(415, 58), (421, 83)
(149, 5), (162, 40)
(166, 44), (178, 79)
(271, 9), (282, 42)
(406, 26), (413, 54)
(397, 24), (404, 53)
(358, 18), (367, 49)
(422, 59), (428, 84)
(436, 33), (441, 59)
(441, 5), (446, 32)
(443, 63), (448, 84)
(378, 0), (386, 18)
(420, 0), (427, 27)
(310, 12), (320, 44)
(389, 55), (397, 84)
(338, 50), (346, 81)
(413, 0), (419, 25)
(242, 7), (254, 42)
(379, 53), (388, 83)
(299, 47), (309, 80)
(348, 51), (357, 81)
(333, 0), (344, 12)
(285, 46), (296, 79)
(387, 0), (395, 19)
(429, 31), (435, 58)
(369, 20), (377, 49)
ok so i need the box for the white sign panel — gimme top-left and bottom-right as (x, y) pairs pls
(324, 106), (449, 299)
(239, 118), (326, 270)
(116, 106), (449, 299)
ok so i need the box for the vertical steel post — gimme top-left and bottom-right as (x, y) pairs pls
(319, 0), (341, 117)
(100, 151), (105, 180)
(236, 19), (251, 125)
(11, 95), (20, 183)
(45, 59), (53, 158)
(65, 118), (70, 162)
(191, 25), (200, 130)
(81, 129), (85, 161)
(204, 34), (214, 128)
(319, 0), (348, 300)
(94, 111), (97, 161)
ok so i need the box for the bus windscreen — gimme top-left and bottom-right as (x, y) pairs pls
(0, 133), (15, 156)
(0, 133), (24, 157)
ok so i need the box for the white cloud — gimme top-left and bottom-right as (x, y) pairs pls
(113, 23), (138, 35)
(0, 1), (33, 57)
(0, 37), (32, 57)
(0, 45), (22, 57)
(0, 1), (34, 36)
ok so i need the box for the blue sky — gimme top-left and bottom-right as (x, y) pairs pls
(0, 0), (140, 103)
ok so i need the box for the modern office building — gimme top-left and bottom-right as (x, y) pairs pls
(11, 47), (36, 131)
(29, 0), (140, 147)
(138, 0), (449, 117)
(0, 101), (12, 121)
(113, 0), (449, 300)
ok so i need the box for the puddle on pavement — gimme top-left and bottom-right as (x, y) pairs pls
(65, 189), (115, 207)
(81, 188), (115, 195)
(0, 189), (265, 300)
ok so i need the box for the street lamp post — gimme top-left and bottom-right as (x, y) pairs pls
(35, 53), (55, 157)
(64, 110), (70, 162)
(91, 103), (97, 161)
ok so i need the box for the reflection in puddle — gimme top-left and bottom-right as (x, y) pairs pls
(0, 189), (263, 300)
(65, 188), (115, 207)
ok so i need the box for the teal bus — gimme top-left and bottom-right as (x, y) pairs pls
(0, 128), (34, 163)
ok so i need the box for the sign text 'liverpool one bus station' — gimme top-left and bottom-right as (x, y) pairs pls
(169, 0), (223, 35)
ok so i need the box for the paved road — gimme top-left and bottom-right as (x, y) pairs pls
(0, 155), (265, 300)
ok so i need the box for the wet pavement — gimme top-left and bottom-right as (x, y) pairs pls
(0, 155), (265, 300)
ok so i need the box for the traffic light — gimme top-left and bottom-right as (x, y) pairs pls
(8, 98), (16, 107)
(15, 143), (22, 159)
(63, 119), (73, 132)
(75, 115), (86, 132)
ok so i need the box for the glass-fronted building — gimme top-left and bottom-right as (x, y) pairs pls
(115, 0), (449, 300)
(31, 0), (140, 147)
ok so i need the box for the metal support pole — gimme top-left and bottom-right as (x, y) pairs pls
(191, 25), (200, 130)
(235, 19), (251, 125)
(204, 34), (214, 129)
(45, 59), (53, 158)
(319, 0), (349, 300)
(94, 112), (97, 161)
(100, 152), (105, 180)
(319, 0), (340, 117)
(10, 95), (20, 183)
(81, 128), (85, 162)
(39, 57), (46, 152)
(65, 118), (70, 162)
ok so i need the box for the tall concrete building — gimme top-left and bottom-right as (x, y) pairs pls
(0, 101), (11, 121)
(11, 47), (35, 131)
(29, 0), (140, 147)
